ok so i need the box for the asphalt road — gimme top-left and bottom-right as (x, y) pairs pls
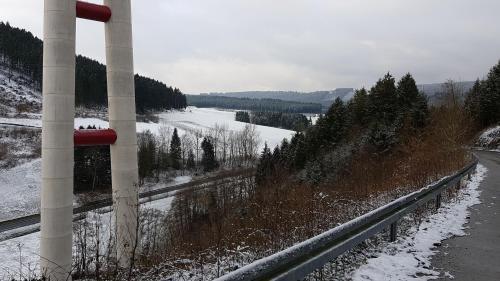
(432, 150), (500, 280)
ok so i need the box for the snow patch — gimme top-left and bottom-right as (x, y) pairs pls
(352, 164), (487, 281)
(0, 159), (42, 220)
(476, 125), (500, 150)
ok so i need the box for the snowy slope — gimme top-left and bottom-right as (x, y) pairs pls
(0, 107), (294, 222)
(476, 125), (500, 150)
(74, 107), (294, 150)
(0, 65), (41, 116)
(0, 159), (41, 221)
(158, 107), (294, 149)
(0, 196), (178, 280)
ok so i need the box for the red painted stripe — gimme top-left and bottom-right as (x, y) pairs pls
(74, 129), (117, 146)
(76, 1), (111, 22)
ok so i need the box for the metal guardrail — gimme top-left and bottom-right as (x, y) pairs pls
(216, 158), (478, 281)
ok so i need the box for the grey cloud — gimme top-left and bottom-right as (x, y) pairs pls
(1, 0), (499, 94)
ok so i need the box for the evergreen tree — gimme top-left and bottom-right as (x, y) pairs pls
(350, 88), (369, 125)
(396, 73), (420, 110)
(170, 128), (182, 170)
(235, 111), (250, 123)
(369, 73), (398, 124)
(201, 137), (218, 172)
(0, 21), (187, 111)
(138, 131), (156, 183)
(186, 149), (196, 170)
(396, 73), (429, 128)
(464, 79), (482, 125)
(479, 60), (500, 126)
(256, 143), (273, 185)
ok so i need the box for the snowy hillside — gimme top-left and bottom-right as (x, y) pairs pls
(0, 106), (294, 221)
(1, 107), (294, 150)
(0, 159), (41, 220)
(0, 64), (41, 116)
(476, 125), (500, 150)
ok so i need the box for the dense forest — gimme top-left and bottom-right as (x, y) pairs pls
(464, 60), (500, 129)
(235, 110), (312, 131)
(0, 21), (186, 112)
(187, 94), (322, 113)
(256, 72), (436, 185)
(255, 58), (500, 186)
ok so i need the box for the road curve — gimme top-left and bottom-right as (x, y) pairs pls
(432, 150), (500, 280)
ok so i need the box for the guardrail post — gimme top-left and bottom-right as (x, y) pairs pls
(436, 193), (442, 209)
(389, 221), (397, 242)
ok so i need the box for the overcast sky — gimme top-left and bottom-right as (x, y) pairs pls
(1, 0), (499, 94)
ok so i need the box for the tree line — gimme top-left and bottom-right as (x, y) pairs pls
(256, 72), (430, 185)
(0, 21), (186, 112)
(187, 94), (322, 113)
(74, 123), (261, 192)
(464, 60), (500, 129)
(235, 110), (312, 131)
(137, 123), (260, 184)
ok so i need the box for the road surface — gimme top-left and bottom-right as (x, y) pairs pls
(432, 150), (500, 280)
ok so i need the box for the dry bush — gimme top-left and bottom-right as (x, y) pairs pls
(0, 142), (8, 160)
(128, 101), (473, 279)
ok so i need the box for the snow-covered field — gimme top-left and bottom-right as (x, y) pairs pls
(0, 159), (41, 221)
(1, 107), (294, 150)
(0, 195), (177, 280)
(0, 65), (41, 115)
(351, 164), (487, 281)
(0, 107), (293, 220)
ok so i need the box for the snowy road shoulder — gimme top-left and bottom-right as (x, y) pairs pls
(351, 164), (488, 281)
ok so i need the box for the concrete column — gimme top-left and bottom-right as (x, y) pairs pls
(104, 0), (139, 268)
(41, 0), (76, 280)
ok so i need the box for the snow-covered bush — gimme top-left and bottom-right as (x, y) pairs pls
(476, 125), (500, 149)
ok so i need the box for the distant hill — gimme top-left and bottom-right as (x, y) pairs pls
(203, 88), (355, 110)
(418, 81), (475, 104)
(203, 81), (475, 110)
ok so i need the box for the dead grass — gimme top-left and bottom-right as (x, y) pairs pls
(130, 105), (472, 278)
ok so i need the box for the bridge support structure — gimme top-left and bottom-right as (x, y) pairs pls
(41, 0), (138, 279)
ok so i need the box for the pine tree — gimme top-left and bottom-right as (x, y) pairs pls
(396, 73), (429, 128)
(350, 88), (369, 125)
(396, 73), (420, 110)
(479, 60), (500, 126)
(201, 137), (218, 172)
(170, 128), (182, 170)
(369, 73), (398, 124)
(464, 79), (482, 125)
(138, 131), (156, 183)
(186, 149), (196, 170)
(256, 143), (273, 185)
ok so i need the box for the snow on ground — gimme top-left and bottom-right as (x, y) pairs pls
(76, 107), (295, 150)
(0, 159), (41, 221)
(0, 106), (294, 277)
(157, 107), (294, 149)
(0, 116), (41, 127)
(0, 189), (179, 279)
(351, 164), (488, 281)
(0, 65), (42, 115)
(1, 107), (295, 150)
